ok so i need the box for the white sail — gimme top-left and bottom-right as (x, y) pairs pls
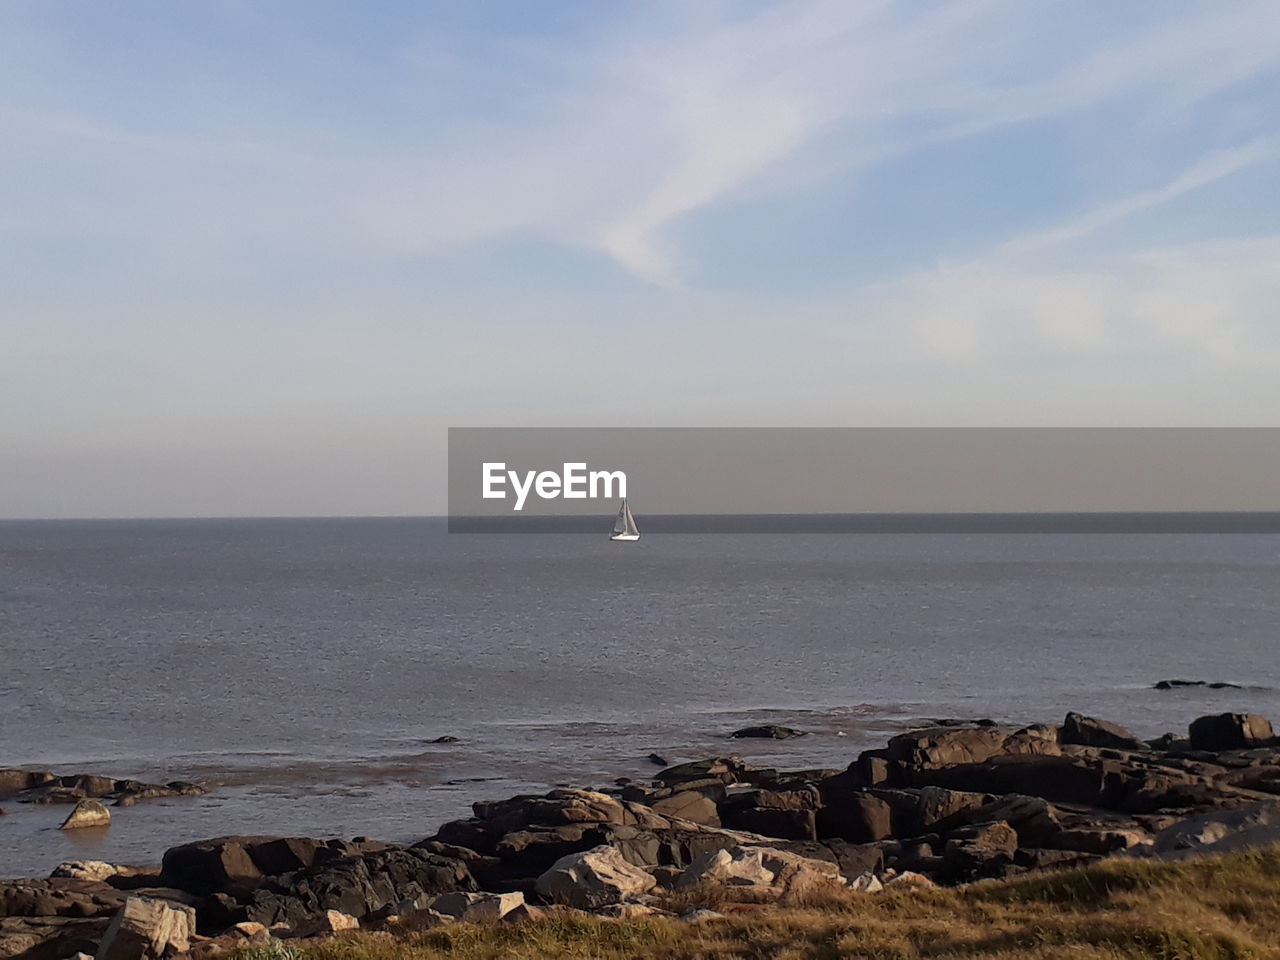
(610, 498), (640, 541)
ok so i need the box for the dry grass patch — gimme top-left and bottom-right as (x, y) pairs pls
(279, 846), (1280, 960)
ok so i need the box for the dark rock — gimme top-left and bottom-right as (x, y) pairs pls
(648, 790), (720, 826)
(886, 725), (1058, 770)
(1189, 713), (1274, 750)
(1061, 712), (1149, 751)
(932, 794), (1062, 847)
(160, 838), (267, 895)
(767, 839), (885, 878)
(1154, 679), (1242, 690)
(943, 820), (1019, 880)
(730, 725), (807, 740)
(0, 915), (110, 960)
(814, 787), (894, 843)
(0, 878), (128, 919)
(0, 769), (57, 797)
(429, 736), (460, 744)
(654, 757), (748, 786)
(646, 753), (669, 767)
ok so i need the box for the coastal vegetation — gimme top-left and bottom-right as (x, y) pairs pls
(286, 845), (1280, 959)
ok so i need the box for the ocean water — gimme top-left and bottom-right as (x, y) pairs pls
(2, 518), (1279, 876)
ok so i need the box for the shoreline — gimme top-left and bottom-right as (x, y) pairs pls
(5, 708), (1280, 958)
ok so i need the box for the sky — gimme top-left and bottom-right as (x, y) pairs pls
(3, 0), (1280, 518)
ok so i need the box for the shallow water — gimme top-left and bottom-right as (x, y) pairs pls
(2, 518), (1278, 876)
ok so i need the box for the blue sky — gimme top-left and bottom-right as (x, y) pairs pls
(3, 1), (1280, 517)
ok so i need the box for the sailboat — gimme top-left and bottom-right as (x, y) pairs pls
(609, 498), (640, 541)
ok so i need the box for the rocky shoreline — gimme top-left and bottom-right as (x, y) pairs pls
(4, 709), (1280, 960)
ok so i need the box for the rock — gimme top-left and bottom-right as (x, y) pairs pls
(50, 862), (121, 882)
(1045, 826), (1151, 854)
(646, 754), (669, 767)
(426, 892), (524, 922)
(95, 897), (195, 960)
(655, 758), (748, 786)
(1061, 713), (1149, 751)
(429, 736), (459, 744)
(595, 903), (665, 919)
(932, 794), (1062, 846)
(676, 845), (841, 890)
(730, 725), (807, 740)
(885, 726), (1056, 770)
(292, 910), (358, 937)
(1189, 713), (1274, 750)
(679, 909), (725, 923)
(649, 790), (720, 827)
(884, 871), (936, 889)
(0, 917), (111, 960)
(1150, 803), (1280, 854)
(160, 837), (267, 893)
(224, 922), (269, 944)
(534, 846), (656, 909)
(814, 784), (894, 842)
(0, 769), (57, 797)
(500, 903), (548, 924)
(943, 821), (1019, 879)
(847, 872), (883, 893)
(1154, 679), (1242, 690)
(766, 839), (884, 880)
(61, 800), (111, 830)
(242, 845), (476, 927)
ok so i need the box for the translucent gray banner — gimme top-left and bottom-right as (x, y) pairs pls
(447, 428), (1280, 533)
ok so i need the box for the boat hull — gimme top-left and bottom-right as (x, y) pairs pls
(609, 533), (640, 541)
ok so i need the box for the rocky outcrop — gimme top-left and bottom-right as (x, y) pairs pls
(4, 709), (1279, 958)
(0, 769), (205, 807)
(675, 845), (839, 890)
(1061, 712), (1149, 751)
(534, 847), (655, 909)
(1188, 713), (1274, 750)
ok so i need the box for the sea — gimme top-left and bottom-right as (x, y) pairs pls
(2, 517), (1278, 877)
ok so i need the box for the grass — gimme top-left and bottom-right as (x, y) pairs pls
(271, 846), (1280, 960)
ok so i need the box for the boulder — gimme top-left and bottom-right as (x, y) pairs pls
(730, 725), (806, 740)
(649, 791), (720, 826)
(292, 910), (358, 938)
(61, 800), (111, 830)
(0, 769), (56, 797)
(847, 872), (883, 893)
(1154, 679), (1241, 690)
(1188, 714), (1274, 750)
(932, 794), (1062, 846)
(655, 758), (748, 786)
(1061, 713), (1149, 751)
(160, 838), (266, 894)
(885, 725), (1057, 771)
(534, 846), (656, 909)
(675, 845), (841, 890)
(50, 863), (122, 883)
(883, 871), (936, 889)
(95, 897), (195, 960)
(0, 916), (110, 960)
(241, 846), (475, 928)
(425, 892), (524, 922)
(1150, 802), (1280, 854)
